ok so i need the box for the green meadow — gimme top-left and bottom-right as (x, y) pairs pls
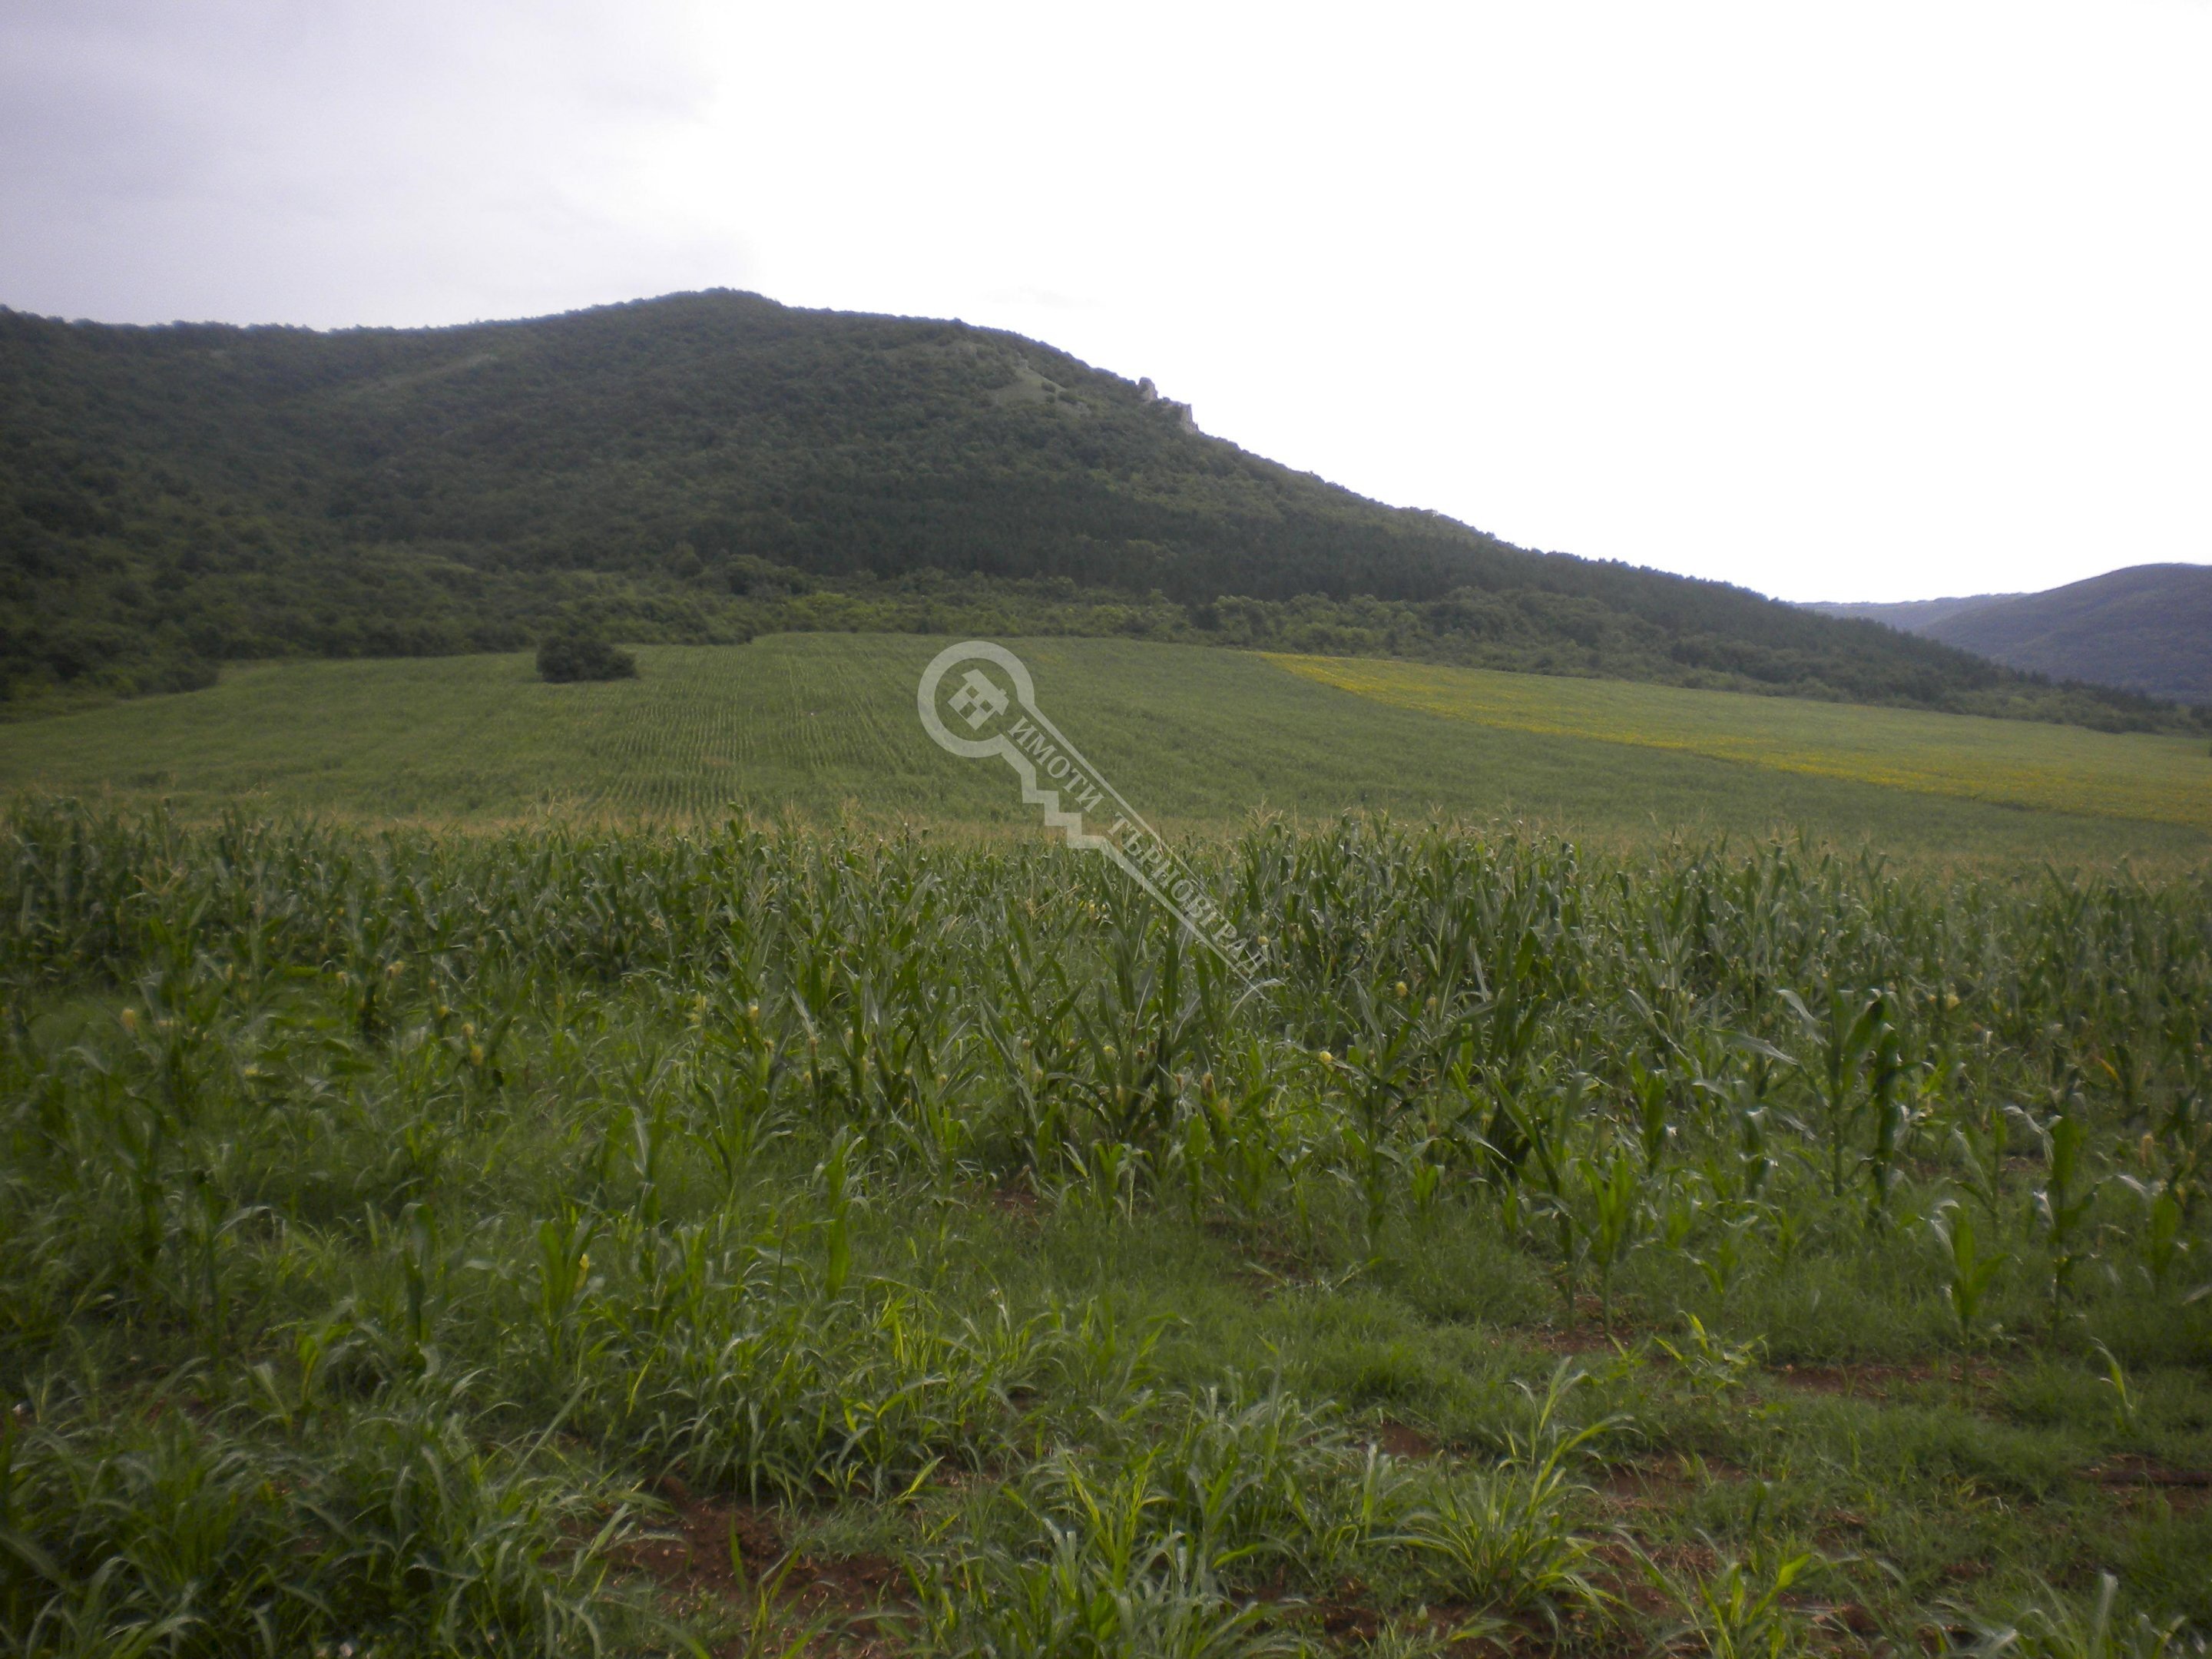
(2, 635), (2205, 866)
(1270, 653), (2212, 833)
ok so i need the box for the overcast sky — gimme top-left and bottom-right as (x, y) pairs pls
(4, 0), (2207, 602)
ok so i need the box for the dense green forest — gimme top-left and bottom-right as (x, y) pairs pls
(0, 292), (2194, 731)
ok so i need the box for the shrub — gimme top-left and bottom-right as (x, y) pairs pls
(535, 630), (637, 684)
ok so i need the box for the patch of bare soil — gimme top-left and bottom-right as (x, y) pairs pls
(618, 1480), (906, 1653)
(1310, 1586), (1386, 1645)
(1593, 1452), (1746, 1515)
(1805, 1601), (1884, 1638)
(1366, 1419), (1443, 1459)
(792, 1550), (904, 1628)
(1766, 1359), (1999, 1399)
(2084, 1455), (2212, 1510)
(2086, 1455), (2212, 1487)
(614, 1485), (783, 1601)
(1617, 1535), (1718, 1579)
(1303, 1585), (1557, 1655)
(1591, 1535), (1686, 1618)
(1517, 1310), (1637, 1356)
(987, 1184), (1042, 1228)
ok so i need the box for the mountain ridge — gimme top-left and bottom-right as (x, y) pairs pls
(0, 288), (2194, 731)
(1806, 564), (2212, 707)
(1805, 593), (2027, 631)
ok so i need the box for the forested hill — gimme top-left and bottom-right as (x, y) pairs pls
(1810, 565), (2212, 708)
(0, 290), (2190, 730)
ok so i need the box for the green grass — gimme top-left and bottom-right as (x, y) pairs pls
(1271, 651), (2212, 832)
(2, 635), (2206, 866)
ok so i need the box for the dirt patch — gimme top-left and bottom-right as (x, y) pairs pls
(618, 1483), (905, 1647)
(1621, 1536), (1719, 1579)
(1303, 1586), (1516, 1653)
(1592, 1536), (1694, 1617)
(1595, 1469), (1679, 1515)
(1366, 1419), (1442, 1459)
(616, 1485), (784, 1601)
(2086, 1455), (2212, 1488)
(1594, 1452), (1745, 1513)
(988, 1184), (1042, 1227)
(1512, 1315), (1649, 1363)
(1310, 1591), (1386, 1644)
(1767, 1359), (1998, 1399)
(790, 1550), (903, 1624)
(1810, 1601), (1884, 1637)
(2085, 1456), (2212, 1510)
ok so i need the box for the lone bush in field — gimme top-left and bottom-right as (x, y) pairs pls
(536, 628), (637, 684)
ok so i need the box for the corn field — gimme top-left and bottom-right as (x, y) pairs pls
(2, 801), (2208, 1656)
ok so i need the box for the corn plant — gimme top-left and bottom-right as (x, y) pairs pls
(2091, 1341), (2143, 1436)
(1930, 1199), (2010, 1340)
(2114, 1174), (2191, 1294)
(0, 1383), (636, 1659)
(1963, 1573), (2201, 1659)
(907, 1451), (1295, 1659)
(708, 1545), (832, 1659)
(1780, 982), (1909, 1211)
(5, 803), (2211, 1654)
(1572, 1142), (1651, 1328)
(2024, 1106), (2101, 1313)
(1650, 1540), (1819, 1659)
(1399, 1363), (1618, 1634)
(528, 1204), (605, 1382)
(1655, 1314), (1764, 1399)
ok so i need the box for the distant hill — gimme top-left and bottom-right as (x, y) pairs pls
(1806, 565), (2212, 706)
(1806, 593), (2025, 631)
(0, 290), (2193, 731)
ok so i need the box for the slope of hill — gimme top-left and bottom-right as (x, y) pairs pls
(1806, 593), (2023, 630)
(2, 636), (2203, 866)
(1806, 564), (2212, 705)
(1923, 565), (2212, 706)
(0, 290), (2193, 730)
